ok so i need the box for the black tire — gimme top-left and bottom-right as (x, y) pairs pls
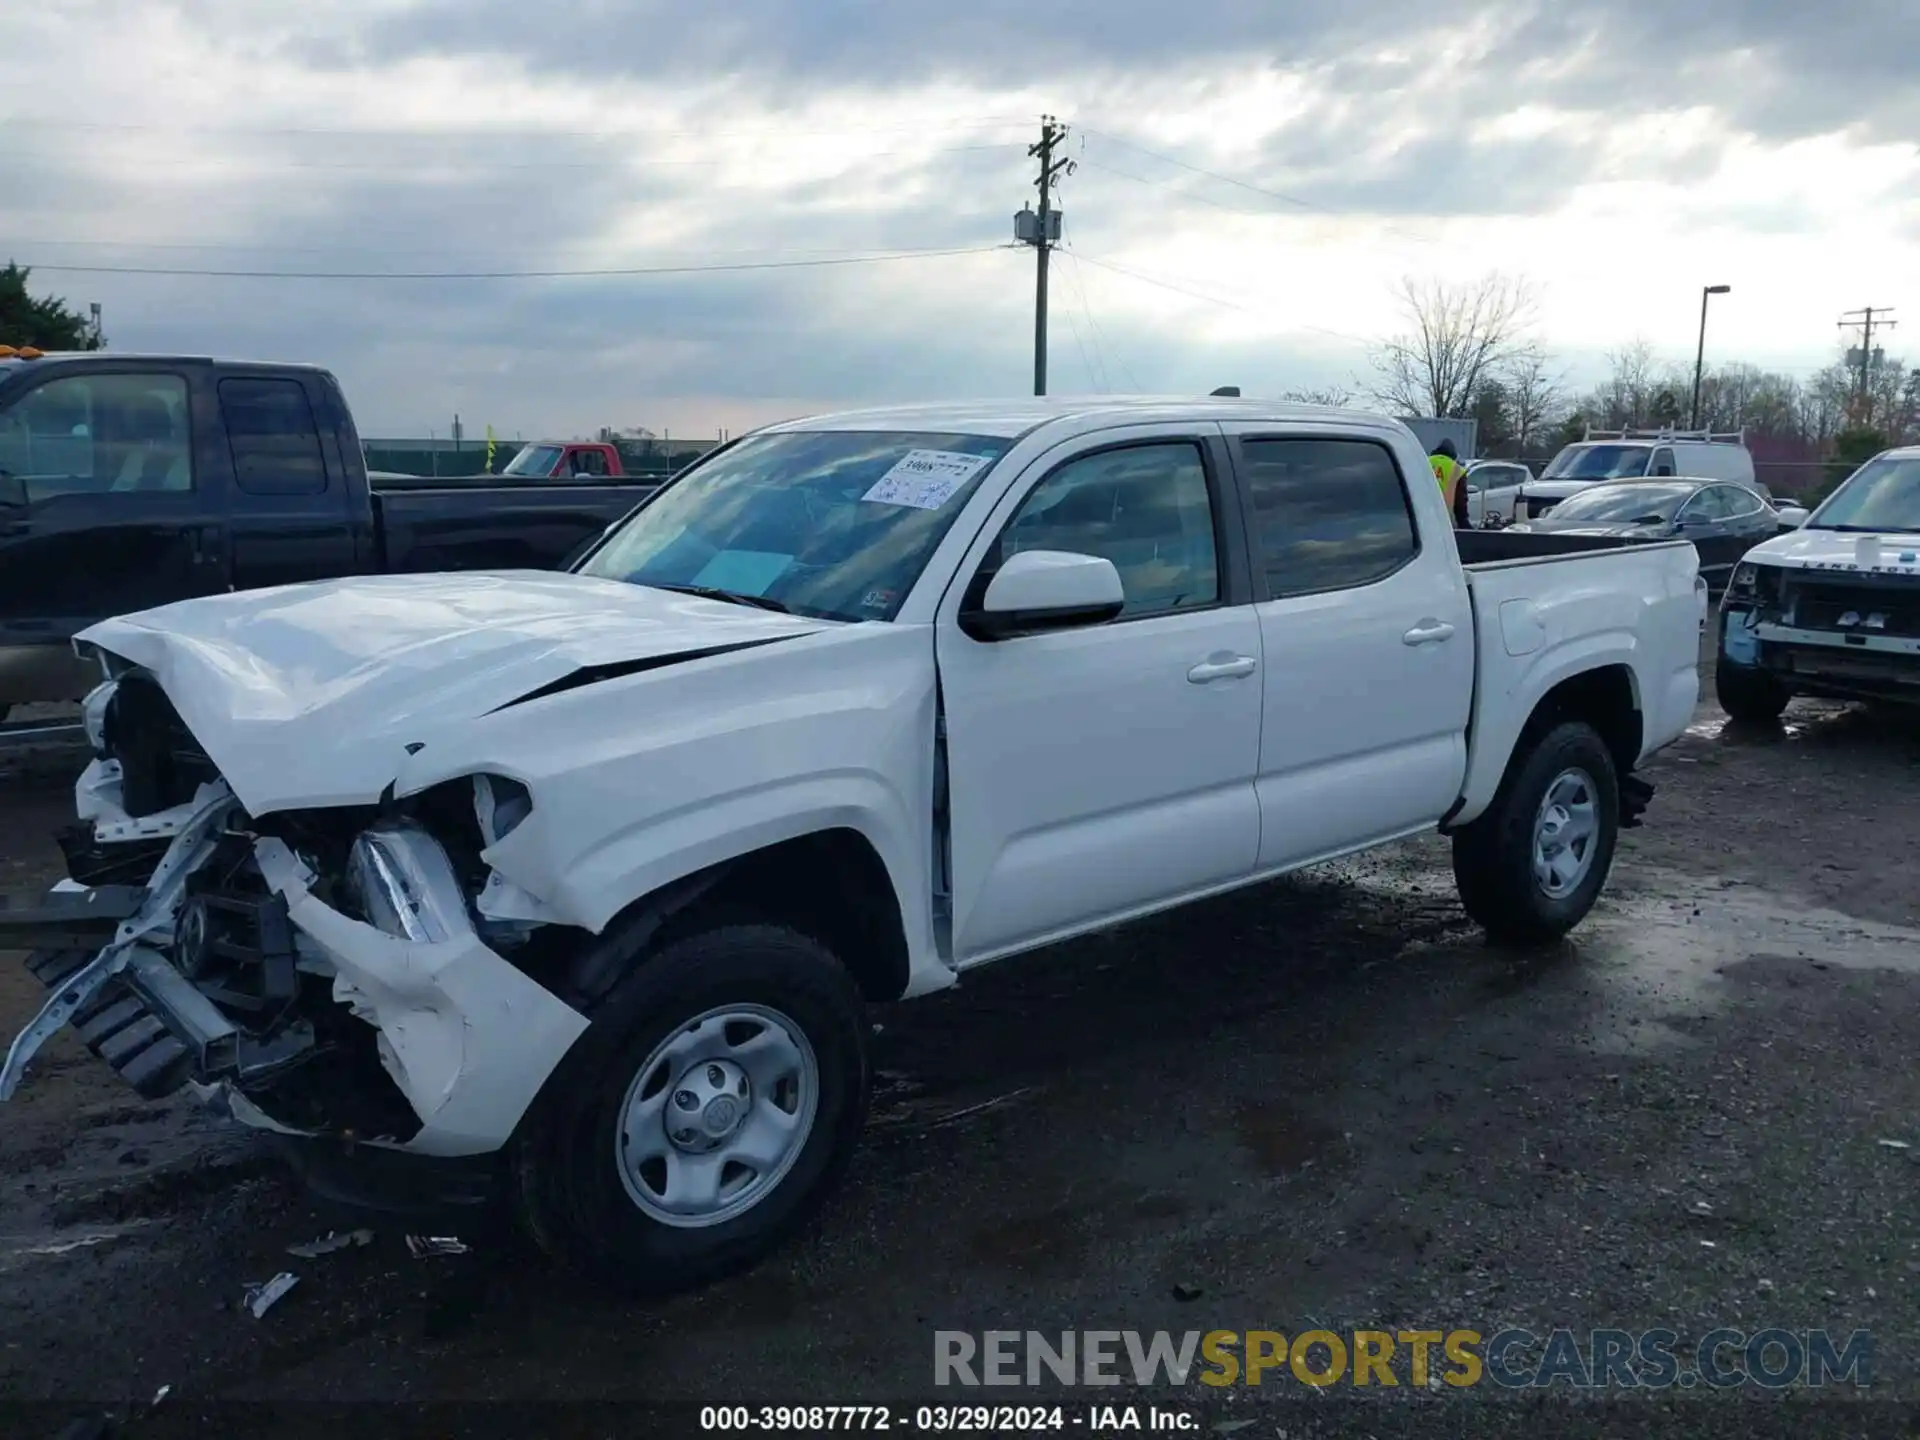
(511, 922), (870, 1297)
(1715, 653), (1790, 724)
(1451, 720), (1620, 946)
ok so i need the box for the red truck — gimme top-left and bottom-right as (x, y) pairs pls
(499, 440), (630, 480)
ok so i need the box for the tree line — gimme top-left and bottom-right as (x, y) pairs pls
(1349, 273), (1917, 486)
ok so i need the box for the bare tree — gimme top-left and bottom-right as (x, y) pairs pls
(1282, 385), (1354, 407)
(1501, 347), (1565, 450)
(1368, 273), (1538, 418)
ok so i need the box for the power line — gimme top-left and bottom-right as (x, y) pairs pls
(1077, 127), (1436, 245)
(1068, 249), (1371, 347)
(5, 235), (991, 260)
(0, 113), (1039, 142)
(1056, 278), (1100, 393)
(1076, 157), (1280, 218)
(13, 245), (1003, 282)
(1063, 250), (1138, 392)
(0, 139), (1016, 174)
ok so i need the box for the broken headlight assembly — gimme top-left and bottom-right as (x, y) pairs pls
(341, 775), (535, 943)
(344, 824), (471, 942)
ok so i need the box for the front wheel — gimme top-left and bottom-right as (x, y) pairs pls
(1715, 653), (1790, 724)
(1452, 720), (1621, 945)
(511, 922), (871, 1296)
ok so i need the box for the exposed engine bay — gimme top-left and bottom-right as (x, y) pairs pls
(4, 671), (590, 1157)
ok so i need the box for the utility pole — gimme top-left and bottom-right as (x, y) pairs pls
(1015, 116), (1073, 396)
(1839, 307), (1897, 426)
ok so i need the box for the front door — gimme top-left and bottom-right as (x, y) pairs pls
(935, 429), (1264, 964)
(0, 367), (226, 701)
(1220, 428), (1476, 871)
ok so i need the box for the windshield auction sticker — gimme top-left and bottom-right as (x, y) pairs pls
(862, 450), (992, 510)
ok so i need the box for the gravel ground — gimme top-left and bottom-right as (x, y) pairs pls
(1, 652), (1918, 1438)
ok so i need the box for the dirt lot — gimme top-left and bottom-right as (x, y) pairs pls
(2, 656), (1918, 1437)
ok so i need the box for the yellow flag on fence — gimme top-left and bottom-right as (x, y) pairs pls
(484, 424), (497, 474)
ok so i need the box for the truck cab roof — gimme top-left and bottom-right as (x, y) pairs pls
(761, 396), (1378, 441)
(0, 352), (334, 381)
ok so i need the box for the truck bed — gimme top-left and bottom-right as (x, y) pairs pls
(372, 483), (653, 574)
(1450, 528), (1702, 828)
(1454, 528), (1663, 566)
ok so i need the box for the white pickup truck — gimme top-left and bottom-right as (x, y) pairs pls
(1, 398), (1703, 1294)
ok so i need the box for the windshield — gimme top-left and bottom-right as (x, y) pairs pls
(502, 443), (562, 478)
(576, 429), (1015, 621)
(1542, 445), (1653, 480)
(1546, 482), (1695, 523)
(1808, 456), (1920, 533)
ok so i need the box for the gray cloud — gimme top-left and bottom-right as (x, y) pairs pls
(342, 0), (1920, 147)
(4, 0), (1914, 438)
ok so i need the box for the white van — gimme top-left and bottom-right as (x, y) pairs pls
(1521, 428), (1755, 518)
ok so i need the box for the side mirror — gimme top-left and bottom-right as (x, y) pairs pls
(0, 469), (27, 509)
(959, 549), (1125, 641)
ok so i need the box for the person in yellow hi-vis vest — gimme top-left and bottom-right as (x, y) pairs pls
(1429, 439), (1469, 528)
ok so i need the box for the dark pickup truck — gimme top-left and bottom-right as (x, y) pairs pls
(0, 353), (658, 717)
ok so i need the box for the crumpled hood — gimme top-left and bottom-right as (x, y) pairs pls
(78, 570), (833, 814)
(1745, 528), (1920, 574)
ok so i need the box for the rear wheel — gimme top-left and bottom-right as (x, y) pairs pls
(1452, 720), (1620, 945)
(512, 922), (870, 1296)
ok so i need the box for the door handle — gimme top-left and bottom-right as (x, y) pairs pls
(1403, 620), (1456, 645)
(1187, 655), (1257, 684)
(188, 524), (224, 566)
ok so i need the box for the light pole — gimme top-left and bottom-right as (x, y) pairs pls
(1690, 284), (1731, 430)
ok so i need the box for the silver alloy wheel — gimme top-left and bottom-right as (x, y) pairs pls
(615, 1003), (820, 1228)
(1531, 766), (1600, 899)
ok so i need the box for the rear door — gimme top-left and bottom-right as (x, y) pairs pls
(936, 426), (1265, 963)
(1716, 483), (1778, 568)
(1220, 426), (1475, 871)
(1674, 485), (1740, 587)
(216, 372), (362, 592)
(0, 365), (227, 664)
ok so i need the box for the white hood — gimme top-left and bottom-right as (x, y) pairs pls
(1744, 527), (1920, 575)
(78, 571), (833, 814)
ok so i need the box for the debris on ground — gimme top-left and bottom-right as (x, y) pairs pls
(287, 1227), (374, 1258)
(406, 1234), (470, 1259)
(244, 1271), (299, 1317)
(1172, 1282), (1204, 1302)
(925, 1088), (1035, 1130)
(1876, 1139), (1911, 1151)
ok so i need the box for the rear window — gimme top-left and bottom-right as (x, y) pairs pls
(220, 378), (327, 496)
(1240, 438), (1418, 597)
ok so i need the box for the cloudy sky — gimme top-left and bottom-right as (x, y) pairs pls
(4, 0), (1917, 439)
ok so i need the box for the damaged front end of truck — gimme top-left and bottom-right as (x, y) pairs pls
(0, 666), (591, 1173)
